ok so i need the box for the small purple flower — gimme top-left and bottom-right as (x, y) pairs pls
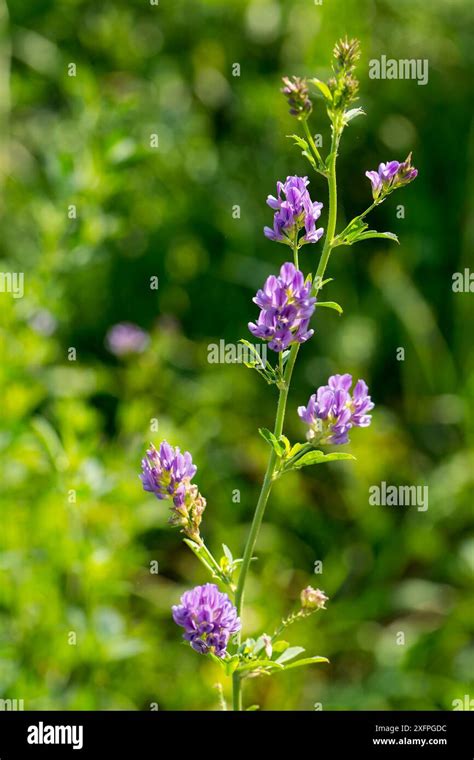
(298, 373), (374, 445)
(141, 441), (196, 505)
(264, 176), (324, 246)
(248, 262), (317, 352)
(140, 441), (206, 542)
(366, 154), (418, 200)
(172, 583), (241, 658)
(378, 161), (400, 182)
(106, 322), (149, 357)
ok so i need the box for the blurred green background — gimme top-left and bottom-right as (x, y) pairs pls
(0, 0), (473, 710)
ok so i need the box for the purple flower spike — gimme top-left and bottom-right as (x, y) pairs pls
(264, 176), (324, 247)
(248, 262), (317, 352)
(140, 441), (206, 542)
(172, 583), (241, 658)
(366, 154), (418, 200)
(141, 441), (196, 505)
(298, 374), (374, 445)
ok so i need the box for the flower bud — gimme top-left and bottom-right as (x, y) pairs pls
(262, 634), (273, 659)
(281, 76), (312, 119)
(300, 586), (329, 611)
(333, 37), (360, 73)
(327, 37), (361, 112)
(394, 152), (418, 186)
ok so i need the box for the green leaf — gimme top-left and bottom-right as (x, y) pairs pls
(315, 301), (343, 315)
(301, 150), (317, 171)
(355, 230), (399, 244)
(275, 646), (305, 665)
(222, 544), (233, 563)
(272, 640), (290, 653)
(309, 77), (333, 102)
(183, 539), (215, 575)
(313, 276), (333, 291)
(224, 657), (240, 676)
(258, 427), (284, 456)
(253, 636), (266, 655)
(246, 705), (260, 711)
(280, 656), (329, 671)
(336, 219), (399, 248)
(239, 339), (281, 386)
(343, 107), (365, 124)
(279, 435), (291, 455)
(287, 133), (309, 151)
(286, 134), (317, 171)
(208, 652), (227, 670)
(324, 151), (337, 172)
(239, 339), (266, 367)
(239, 638), (256, 655)
(288, 442), (307, 459)
(290, 450), (356, 468)
(236, 659), (283, 674)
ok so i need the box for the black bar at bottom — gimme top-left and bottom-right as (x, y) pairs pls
(0, 710), (471, 756)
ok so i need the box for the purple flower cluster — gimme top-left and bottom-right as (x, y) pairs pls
(298, 373), (374, 445)
(366, 154), (418, 200)
(248, 262), (316, 352)
(106, 322), (149, 356)
(264, 176), (324, 245)
(141, 441), (206, 542)
(172, 583), (241, 658)
(141, 441), (196, 505)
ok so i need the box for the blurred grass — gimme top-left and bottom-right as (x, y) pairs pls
(0, 0), (473, 709)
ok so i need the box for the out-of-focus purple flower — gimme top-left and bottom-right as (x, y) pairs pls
(248, 262), (316, 352)
(264, 176), (324, 246)
(172, 583), (241, 658)
(29, 309), (57, 337)
(366, 154), (418, 200)
(140, 441), (206, 542)
(298, 373), (374, 444)
(106, 322), (149, 357)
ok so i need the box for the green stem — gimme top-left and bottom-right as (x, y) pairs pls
(358, 200), (378, 221)
(313, 131), (339, 291)
(302, 119), (325, 175)
(235, 343), (299, 618)
(293, 244), (299, 270)
(184, 538), (233, 590)
(232, 125), (340, 711)
(201, 543), (231, 587)
(232, 672), (242, 711)
(232, 343), (298, 711)
(271, 608), (304, 641)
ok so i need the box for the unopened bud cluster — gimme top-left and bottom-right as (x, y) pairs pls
(281, 76), (312, 119)
(328, 37), (361, 112)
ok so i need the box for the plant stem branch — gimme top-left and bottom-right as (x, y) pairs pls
(302, 119), (325, 174)
(232, 122), (340, 711)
